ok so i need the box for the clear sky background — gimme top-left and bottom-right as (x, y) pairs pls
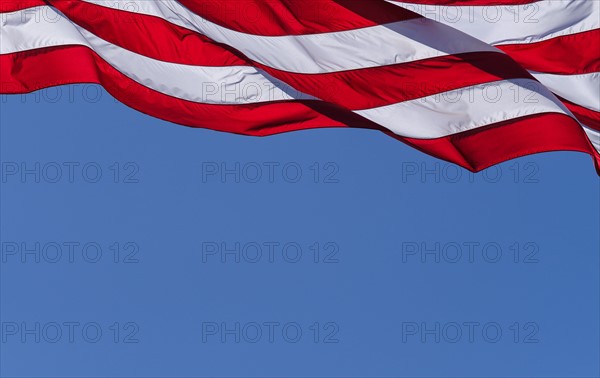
(1, 84), (599, 377)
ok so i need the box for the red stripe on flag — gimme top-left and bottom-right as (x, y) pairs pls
(559, 97), (600, 132)
(498, 30), (600, 75)
(175, 0), (421, 36)
(402, 113), (600, 172)
(0, 0), (45, 13)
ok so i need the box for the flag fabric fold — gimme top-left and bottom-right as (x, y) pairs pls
(1, 0), (599, 173)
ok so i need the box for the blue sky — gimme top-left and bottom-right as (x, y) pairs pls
(1, 85), (599, 377)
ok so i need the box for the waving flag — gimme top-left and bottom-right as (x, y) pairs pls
(389, 0), (600, 167)
(1, 0), (599, 173)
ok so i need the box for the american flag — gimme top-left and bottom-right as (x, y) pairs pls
(1, 0), (598, 173)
